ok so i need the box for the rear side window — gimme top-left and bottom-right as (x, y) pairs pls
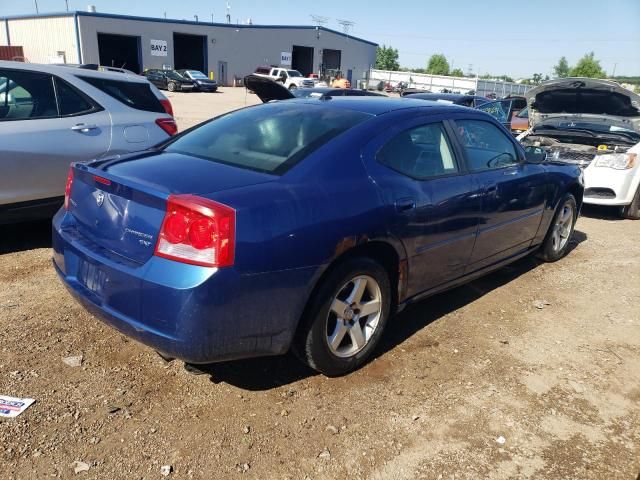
(78, 76), (164, 113)
(0, 69), (57, 120)
(378, 122), (459, 179)
(164, 102), (371, 175)
(54, 78), (99, 116)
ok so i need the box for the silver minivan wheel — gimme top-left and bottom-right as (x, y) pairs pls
(326, 275), (383, 358)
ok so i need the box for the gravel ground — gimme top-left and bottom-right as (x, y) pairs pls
(0, 88), (639, 479)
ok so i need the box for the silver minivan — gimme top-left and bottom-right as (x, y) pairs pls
(0, 61), (177, 224)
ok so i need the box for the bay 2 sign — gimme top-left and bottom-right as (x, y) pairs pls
(151, 39), (168, 57)
(280, 52), (292, 66)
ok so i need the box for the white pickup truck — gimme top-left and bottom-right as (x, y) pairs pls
(253, 66), (315, 90)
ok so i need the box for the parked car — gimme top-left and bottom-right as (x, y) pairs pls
(53, 95), (583, 376)
(0, 61), (176, 224)
(518, 78), (640, 219)
(402, 92), (489, 107)
(245, 75), (386, 102)
(475, 96), (527, 132)
(176, 70), (218, 92)
(144, 69), (194, 92)
(511, 106), (529, 134)
(253, 66), (314, 90)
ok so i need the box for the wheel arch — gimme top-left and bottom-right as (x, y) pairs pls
(292, 237), (408, 342)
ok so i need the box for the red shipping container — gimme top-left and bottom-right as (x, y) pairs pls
(0, 46), (25, 61)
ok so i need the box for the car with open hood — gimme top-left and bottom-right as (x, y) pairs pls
(518, 78), (640, 219)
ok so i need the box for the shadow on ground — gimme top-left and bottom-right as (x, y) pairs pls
(580, 204), (624, 221)
(0, 219), (52, 255)
(195, 230), (588, 391)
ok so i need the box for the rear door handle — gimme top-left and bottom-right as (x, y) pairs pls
(71, 123), (98, 132)
(503, 168), (519, 176)
(394, 198), (416, 212)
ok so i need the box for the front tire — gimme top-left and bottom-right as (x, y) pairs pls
(296, 257), (391, 376)
(167, 82), (177, 92)
(621, 185), (640, 220)
(538, 194), (578, 262)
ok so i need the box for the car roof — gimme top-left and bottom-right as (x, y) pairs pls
(405, 92), (474, 102)
(284, 96), (470, 116)
(0, 60), (148, 83)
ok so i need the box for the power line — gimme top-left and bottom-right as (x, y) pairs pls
(310, 14), (329, 27)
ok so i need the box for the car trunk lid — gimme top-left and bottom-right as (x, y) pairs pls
(68, 152), (275, 264)
(244, 74), (294, 103)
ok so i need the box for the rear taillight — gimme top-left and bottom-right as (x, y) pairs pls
(160, 98), (174, 117)
(155, 194), (235, 268)
(155, 118), (178, 136)
(64, 167), (74, 210)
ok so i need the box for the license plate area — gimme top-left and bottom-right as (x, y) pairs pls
(78, 260), (108, 298)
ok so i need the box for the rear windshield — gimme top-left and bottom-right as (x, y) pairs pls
(164, 102), (371, 175)
(78, 76), (164, 113)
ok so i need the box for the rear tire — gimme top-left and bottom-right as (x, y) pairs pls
(621, 185), (640, 220)
(538, 194), (577, 262)
(168, 82), (177, 92)
(295, 257), (391, 376)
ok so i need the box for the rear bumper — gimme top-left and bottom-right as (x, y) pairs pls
(52, 210), (318, 363)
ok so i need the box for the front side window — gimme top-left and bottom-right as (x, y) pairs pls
(164, 103), (371, 175)
(377, 122), (459, 179)
(0, 69), (57, 120)
(455, 119), (519, 171)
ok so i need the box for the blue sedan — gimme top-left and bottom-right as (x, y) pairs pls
(53, 97), (583, 376)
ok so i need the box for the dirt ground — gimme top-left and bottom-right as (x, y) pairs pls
(1, 88), (639, 480)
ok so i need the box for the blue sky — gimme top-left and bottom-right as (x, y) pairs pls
(2, 0), (639, 77)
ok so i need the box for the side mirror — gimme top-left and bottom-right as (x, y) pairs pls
(524, 146), (547, 164)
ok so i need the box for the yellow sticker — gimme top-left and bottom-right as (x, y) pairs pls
(597, 145), (608, 151)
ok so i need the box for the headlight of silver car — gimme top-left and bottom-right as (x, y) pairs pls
(593, 153), (637, 170)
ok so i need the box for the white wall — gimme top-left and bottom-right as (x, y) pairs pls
(5, 16), (78, 64)
(370, 69), (530, 97)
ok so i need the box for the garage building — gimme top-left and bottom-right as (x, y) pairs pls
(0, 10), (377, 86)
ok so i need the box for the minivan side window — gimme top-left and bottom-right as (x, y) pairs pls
(0, 70), (57, 120)
(377, 122), (459, 179)
(455, 119), (519, 171)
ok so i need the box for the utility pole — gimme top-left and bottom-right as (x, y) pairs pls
(34, 0), (39, 14)
(194, 15), (198, 22)
(65, 0), (69, 12)
(211, 13), (214, 23)
(612, 62), (618, 77)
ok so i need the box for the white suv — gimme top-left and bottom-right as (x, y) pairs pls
(0, 61), (177, 224)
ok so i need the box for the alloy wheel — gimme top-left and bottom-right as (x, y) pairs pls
(551, 200), (574, 252)
(326, 275), (383, 358)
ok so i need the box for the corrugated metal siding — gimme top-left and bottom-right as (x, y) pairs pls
(6, 17), (77, 64)
(0, 46), (25, 61)
(0, 20), (7, 45)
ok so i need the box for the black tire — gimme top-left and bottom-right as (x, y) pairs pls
(295, 257), (391, 376)
(538, 193), (578, 262)
(621, 185), (640, 220)
(167, 82), (177, 92)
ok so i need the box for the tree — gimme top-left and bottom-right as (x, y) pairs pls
(553, 56), (570, 78)
(450, 68), (465, 77)
(375, 45), (399, 71)
(531, 73), (548, 85)
(570, 52), (605, 78)
(426, 54), (450, 76)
